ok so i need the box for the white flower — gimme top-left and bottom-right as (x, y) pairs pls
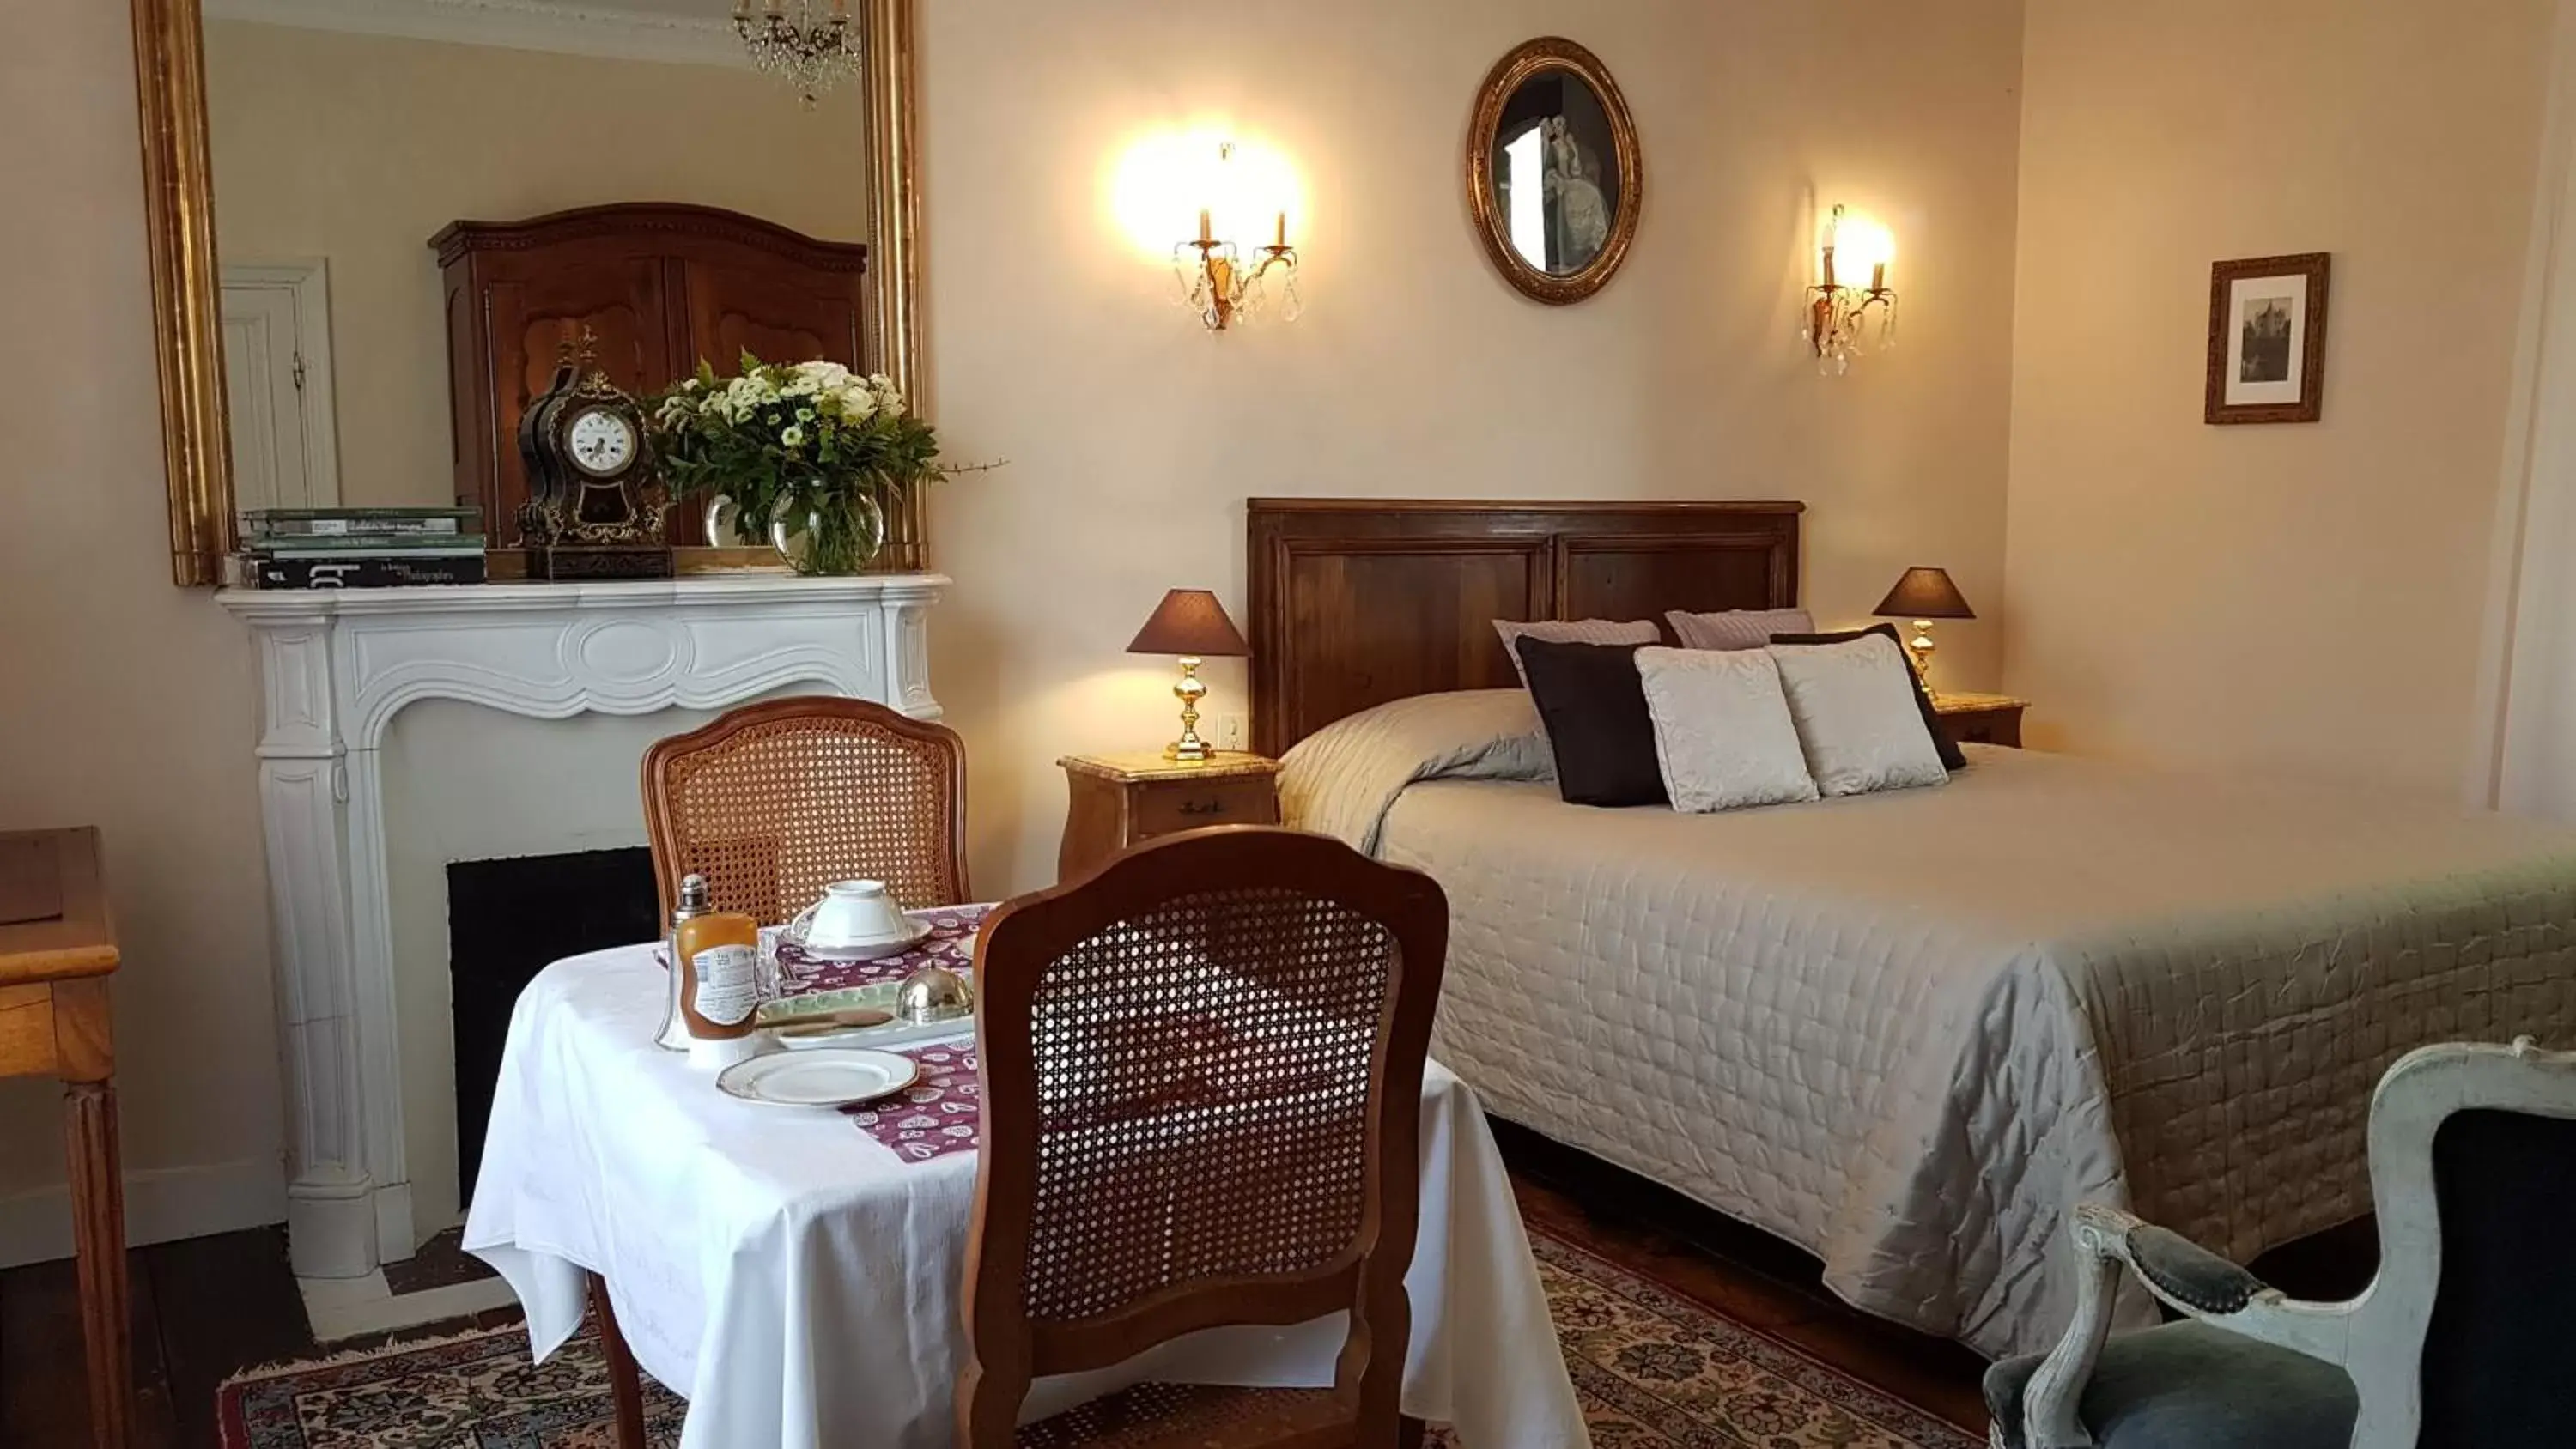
(781, 424), (807, 447)
(795, 360), (854, 391)
(868, 374), (907, 419)
(836, 385), (878, 421)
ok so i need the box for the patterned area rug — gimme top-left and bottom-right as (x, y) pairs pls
(217, 1230), (1980, 1447)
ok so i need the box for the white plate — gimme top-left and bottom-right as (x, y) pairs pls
(781, 916), (933, 962)
(717, 1048), (920, 1108)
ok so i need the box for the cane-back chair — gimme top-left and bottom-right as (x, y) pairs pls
(1989, 1036), (2576, 1449)
(957, 826), (1450, 1449)
(641, 696), (969, 921)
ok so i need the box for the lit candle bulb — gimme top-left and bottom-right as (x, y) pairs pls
(1871, 261), (1886, 294)
(1274, 211), (1288, 250)
(1199, 208), (1214, 246)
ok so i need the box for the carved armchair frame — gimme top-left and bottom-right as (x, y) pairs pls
(2008, 1037), (2576, 1449)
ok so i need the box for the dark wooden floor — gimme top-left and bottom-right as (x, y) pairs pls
(0, 1228), (524, 1449)
(0, 1137), (2378, 1447)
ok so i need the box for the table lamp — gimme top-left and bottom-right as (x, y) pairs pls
(1127, 588), (1252, 761)
(1873, 567), (1975, 696)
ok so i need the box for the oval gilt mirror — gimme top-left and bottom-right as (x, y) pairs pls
(1467, 38), (1643, 306)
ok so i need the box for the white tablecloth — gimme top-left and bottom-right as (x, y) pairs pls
(463, 943), (1589, 1449)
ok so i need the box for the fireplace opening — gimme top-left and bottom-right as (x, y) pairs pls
(448, 848), (661, 1202)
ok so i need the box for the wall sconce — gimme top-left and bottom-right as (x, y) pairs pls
(1804, 204), (1898, 375)
(1174, 143), (1301, 332)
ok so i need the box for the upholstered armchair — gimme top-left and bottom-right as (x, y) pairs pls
(1986, 1037), (2576, 1449)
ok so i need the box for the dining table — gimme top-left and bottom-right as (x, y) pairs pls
(463, 904), (1591, 1449)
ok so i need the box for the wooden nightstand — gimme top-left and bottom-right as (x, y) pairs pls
(1058, 751), (1284, 882)
(1934, 692), (2030, 749)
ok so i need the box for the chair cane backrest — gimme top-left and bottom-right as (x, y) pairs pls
(641, 696), (969, 922)
(957, 828), (1449, 1447)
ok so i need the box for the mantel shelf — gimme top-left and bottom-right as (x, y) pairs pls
(216, 573), (950, 622)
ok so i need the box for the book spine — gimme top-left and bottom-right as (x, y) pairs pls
(252, 555), (489, 589)
(250, 535), (488, 555)
(250, 517), (465, 538)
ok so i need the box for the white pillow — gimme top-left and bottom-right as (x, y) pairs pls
(1634, 646), (1820, 813)
(1766, 634), (1949, 797)
(1665, 607), (1814, 652)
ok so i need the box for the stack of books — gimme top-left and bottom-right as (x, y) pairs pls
(240, 507), (487, 588)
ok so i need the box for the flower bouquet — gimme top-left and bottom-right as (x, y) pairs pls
(647, 354), (950, 575)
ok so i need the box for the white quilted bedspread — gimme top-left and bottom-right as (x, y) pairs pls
(1281, 694), (2576, 1358)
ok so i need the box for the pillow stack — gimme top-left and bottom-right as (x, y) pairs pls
(1501, 610), (1958, 814)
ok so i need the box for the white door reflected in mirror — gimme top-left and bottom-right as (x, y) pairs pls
(221, 261), (343, 515)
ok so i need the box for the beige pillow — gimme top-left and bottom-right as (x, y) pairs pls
(1492, 618), (1660, 686)
(1635, 646), (1819, 813)
(1766, 633), (1949, 797)
(1666, 607), (1814, 652)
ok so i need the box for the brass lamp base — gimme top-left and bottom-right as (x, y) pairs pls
(1164, 655), (1214, 761)
(1905, 620), (1938, 700)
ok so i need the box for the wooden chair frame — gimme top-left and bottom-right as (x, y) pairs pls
(2009, 1037), (2576, 1449)
(640, 695), (970, 918)
(957, 827), (1450, 1446)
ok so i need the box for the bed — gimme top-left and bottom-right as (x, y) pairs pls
(1249, 497), (2576, 1360)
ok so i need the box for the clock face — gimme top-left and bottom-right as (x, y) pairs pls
(564, 407), (637, 479)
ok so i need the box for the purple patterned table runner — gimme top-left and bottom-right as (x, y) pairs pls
(846, 1042), (981, 1162)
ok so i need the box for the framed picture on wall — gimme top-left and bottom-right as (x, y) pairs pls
(2206, 253), (2331, 424)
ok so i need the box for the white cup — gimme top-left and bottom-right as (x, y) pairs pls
(794, 880), (910, 949)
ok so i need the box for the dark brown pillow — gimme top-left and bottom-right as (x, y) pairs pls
(1767, 623), (1967, 771)
(1511, 637), (1668, 807)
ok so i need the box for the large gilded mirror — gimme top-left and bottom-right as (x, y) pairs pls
(1466, 37), (1643, 306)
(128, 0), (923, 586)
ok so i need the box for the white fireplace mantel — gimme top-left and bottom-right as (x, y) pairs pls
(220, 574), (947, 1278)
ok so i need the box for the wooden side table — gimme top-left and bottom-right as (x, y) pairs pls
(1057, 752), (1283, 883)
(0, 828), (130, 1449)
(1935, 692), (2031, 749)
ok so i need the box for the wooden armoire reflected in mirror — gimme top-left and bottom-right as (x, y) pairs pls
(433, 203), (870, 555)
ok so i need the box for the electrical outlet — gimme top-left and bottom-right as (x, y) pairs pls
(1215, 713), (1246, 752)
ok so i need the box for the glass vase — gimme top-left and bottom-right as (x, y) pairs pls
(702, 494), (756, 549)
(770, 490), (885, 577)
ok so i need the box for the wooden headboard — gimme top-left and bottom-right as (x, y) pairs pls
(1248, 499), (1803, 755)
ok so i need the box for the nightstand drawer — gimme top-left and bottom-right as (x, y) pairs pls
(1058, 751), (1286, 883)
(1132, 776), (1280, 837)
(1934, 694), (2028, 749)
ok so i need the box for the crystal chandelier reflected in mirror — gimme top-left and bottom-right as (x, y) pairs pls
(732, 0), (865, 106)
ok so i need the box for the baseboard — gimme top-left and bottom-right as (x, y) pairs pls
(0, 1157), (287, 1270)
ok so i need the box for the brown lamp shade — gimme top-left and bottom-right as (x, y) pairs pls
(1127, 589), (1251, 658)
(1874, 567), (1976, 621)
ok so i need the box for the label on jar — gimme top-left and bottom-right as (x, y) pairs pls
(690, 943), (761, 1028)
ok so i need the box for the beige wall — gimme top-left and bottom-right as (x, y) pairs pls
(205, 21), (869, 512)
(0, 0), (2025, 1250)
(0, 3), (284, 1249)
(920, 0), (2029, 894)
(2003, 0), (2557, 795)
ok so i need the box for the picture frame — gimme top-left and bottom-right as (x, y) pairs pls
(1467, 37), (1644, 306)
(2206, 252), (2331, 425)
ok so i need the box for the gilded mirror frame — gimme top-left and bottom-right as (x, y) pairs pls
(127, 0), (928, 586)
(1466, 37), (1643, 307)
